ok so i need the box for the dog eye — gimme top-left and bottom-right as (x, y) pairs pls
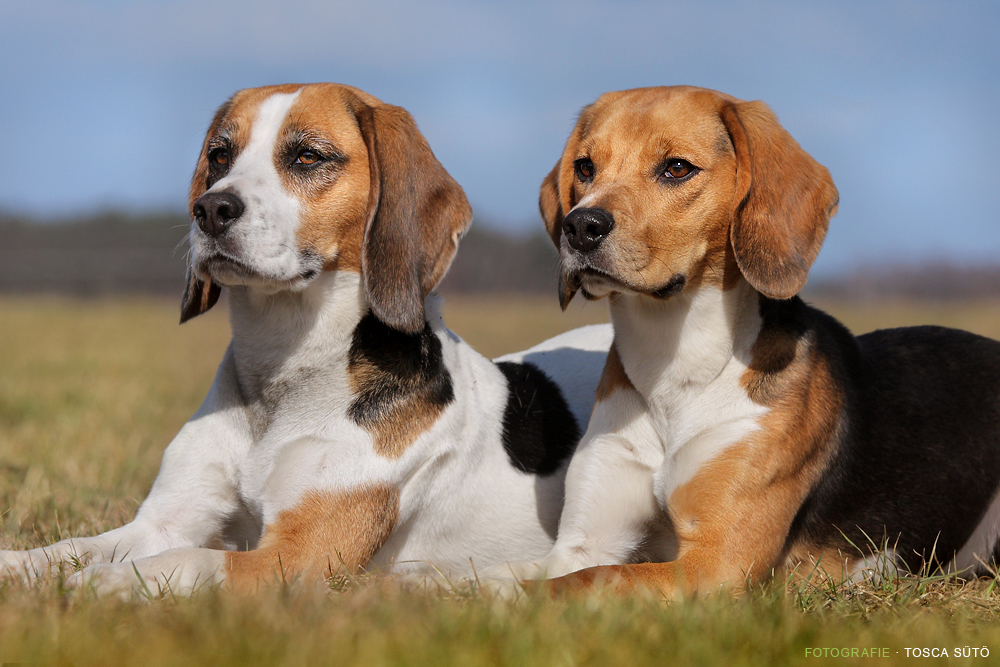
(574, 158), (595, 182)
(296, 150), (321, 165)
(208, 147), (230, 167)
(662, 159), (696, 180)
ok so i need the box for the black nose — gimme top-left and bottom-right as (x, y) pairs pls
(562, 207), (615, 252)
(193, 191), (245, 238)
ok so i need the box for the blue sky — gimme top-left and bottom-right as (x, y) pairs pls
(1, 0), (997, 276)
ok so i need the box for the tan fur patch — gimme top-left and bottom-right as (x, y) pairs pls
(542, 562), (693, 597)
(348, 359), (451, 459)
(540, 86), (836, 304)
(368, 406), (445, 459)
(188, 102), (231, 211)
(286, 85), (375, 273)
(224, 484), (399, 593)
(547, 321), (843, 599)
(543, 87), (745, 299)
(594, 343), (634, 402)
(780, 545), (862, 584)
(346, 314), (454, 460)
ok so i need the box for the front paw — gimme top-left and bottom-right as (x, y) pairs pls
(69, 549), (225, 599)
(0, 550), (37, 584)
(475, 561), (552, 600)
(480, 560), (547, 582)
(0, 549), (77, 584)
(68, 562), (160, 599)
(471, 574), (530, 601)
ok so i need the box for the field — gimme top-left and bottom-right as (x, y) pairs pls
(3, 294), (1000, 665)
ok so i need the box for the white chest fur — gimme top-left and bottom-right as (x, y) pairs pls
(221, 272), (377, 522)
(610, 283), (769, 502)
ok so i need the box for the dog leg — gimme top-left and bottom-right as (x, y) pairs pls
(1, 354), (254, 583)
(66, 483), (400, 597)
(67, 548), (228, 598)
(482, 390), (663, 587)
(540, 437), (822, 598)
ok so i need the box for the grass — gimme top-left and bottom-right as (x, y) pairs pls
(3, 293), (1000, 665)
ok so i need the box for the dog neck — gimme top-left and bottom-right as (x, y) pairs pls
(609, 279), (763, 406)
(225, 271), (368, 407)
(221, 270), (448, 441)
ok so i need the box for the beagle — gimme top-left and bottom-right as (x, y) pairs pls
(487, 85), (1000, 597)
(0, 83), (610, 596)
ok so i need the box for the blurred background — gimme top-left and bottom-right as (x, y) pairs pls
(1, 0), (999, 304)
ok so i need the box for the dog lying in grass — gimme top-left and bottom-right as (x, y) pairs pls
(486, 85), (1000, 598)
(0, 83), (610, 596)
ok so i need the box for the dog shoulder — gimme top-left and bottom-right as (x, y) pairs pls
(346, 312), (456, 460)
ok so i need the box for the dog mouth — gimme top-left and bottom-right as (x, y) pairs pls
(199, 252), (322, 290)
(567, 266), (686, 300)
(202, 254), (259, 281)
(568, 267), (618, 295)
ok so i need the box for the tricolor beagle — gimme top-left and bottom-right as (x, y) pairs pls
(487, 86), (1000, 597)
(0, 83), (610, 596)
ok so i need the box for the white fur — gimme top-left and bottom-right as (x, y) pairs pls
(190, 90), (314, 291)
(2, 270), (609, 598)
(953, 483), (1000, 574)
(484, 282), (769, 583)
(0, 90), (610, 596)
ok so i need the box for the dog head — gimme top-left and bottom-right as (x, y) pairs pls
(181, 83), (472, 333)
(540, 86), (838, 307)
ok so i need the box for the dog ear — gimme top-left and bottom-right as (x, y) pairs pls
(353, 102), (472, 333)
(539, 162), (578, 311)
(541, 105), (599, 310)
(539, 161), (564, 249)
(720, 101), (838, 300)
(180, 265), (221, 324)
(180, 99), (231, 324)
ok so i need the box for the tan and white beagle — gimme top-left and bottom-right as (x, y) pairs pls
(0, 83), (611, 596)
(487, 85), (1000, 597)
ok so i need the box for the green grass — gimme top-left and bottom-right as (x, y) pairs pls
(4, 294), (1000, 665)
(3, 566), (1000, 665)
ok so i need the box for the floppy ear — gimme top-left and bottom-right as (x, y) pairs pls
(539, 162), (564, 249)
(180, 99), (230, 324)
(353, 103), (472, 333)
(720, 101), (838, 299)
(539, 162), (578, 310)
(541, 105), (598, 310)
(180, 266), (221, 324)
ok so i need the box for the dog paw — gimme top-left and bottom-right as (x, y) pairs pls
(0, 549), (70, 584)
(480, 560), (548, 582)
(67, 562), (157, 599)
(67, 549), (225, 599)
(0, 550), (35, 584)
(474, 561), (552, 601)
(471, 574), (531, 601)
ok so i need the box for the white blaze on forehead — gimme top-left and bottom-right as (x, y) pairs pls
(202, 89), (312, 287)
(213, 89), (303, 194)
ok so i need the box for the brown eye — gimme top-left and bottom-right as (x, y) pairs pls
(208, 147), (229, 166)
(296, 150), (320, 165)
(574, 157), (595, 181)
(663, 159), (695, 180)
